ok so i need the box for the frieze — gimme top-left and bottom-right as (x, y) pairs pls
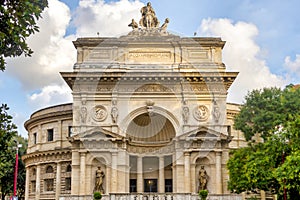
(126, 144), (174, 154)
(128, 51), (172, 62)
(23, 151), (72, 166)
(83, 141), (116, 149)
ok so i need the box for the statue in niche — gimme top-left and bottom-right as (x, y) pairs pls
(128, 18), (138, 30)
(139, 2), (159, 28)
(198, 166), (208, 191)
(94, 166), (105, 194)
(111, 107), (118, 123)
(80, 107), (87, 123)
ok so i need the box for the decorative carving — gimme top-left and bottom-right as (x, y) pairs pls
(212, 98), (221, 123)
(182, 101), (189, 124)
(193, 105), (209, 121)
(94, 166), (105, 194)
(111, 107), (118, 123)
(92, 105), (107, 122)
(198, 166), (208, 191)
(80, 107), (87, 123)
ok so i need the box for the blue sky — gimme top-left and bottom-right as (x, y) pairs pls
(0, 0), (299, 137)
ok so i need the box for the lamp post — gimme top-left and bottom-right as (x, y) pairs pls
(13, 140), (22, 200)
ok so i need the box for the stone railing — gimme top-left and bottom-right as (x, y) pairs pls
(60, 193), (243, 200)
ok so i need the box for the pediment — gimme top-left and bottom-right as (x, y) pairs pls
(72, 127), (123, 141)
(178, 126), (228, 140)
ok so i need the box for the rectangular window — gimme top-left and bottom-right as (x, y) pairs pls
(31, 181), (36, 192)
(33, 133), (37, 144)
(130, 179), (137, 192)
(68, 126), (72, 137)
(44, 179), (54, 191)
(47, 129), (54, 142)
(65, 177), (71, 190)
(165, 179), (173, 192)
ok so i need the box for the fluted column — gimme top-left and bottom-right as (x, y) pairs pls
(184, 152), (191, 192)
(137, 156), (143, 193)
(35, 164), (41, 200)
(79, 151), (87, 195)
(25, 167), (29, 200)
(159, 156), (165, 193)
(111, 152), (118, 193)
(215, 151), (222, 194)
(55, 162), (61, 200)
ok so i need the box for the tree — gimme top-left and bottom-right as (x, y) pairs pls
(0, 0), (48, 71)
(228, 85), (300, 198)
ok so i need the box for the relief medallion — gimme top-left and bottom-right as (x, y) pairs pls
(193, 105), (209, 121)
(92, 105), (107, 122)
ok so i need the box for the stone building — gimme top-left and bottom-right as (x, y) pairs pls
(23, 4), (248, 200)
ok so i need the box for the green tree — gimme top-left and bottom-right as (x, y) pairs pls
(0, 0), (48, 71)
(228, 85), (300, 198)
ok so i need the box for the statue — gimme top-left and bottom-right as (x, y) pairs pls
(182, 101), (189, 124)
(139, 2), (159, 28)
(111, 107), (118, 123)
(128, 19), (138, 30)
(80, 107), (87, 123)
(198, 166), (208, 191)
(160, 18), (169, 33)
(94, 166), (105, 194)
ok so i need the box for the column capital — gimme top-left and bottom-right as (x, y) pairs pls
(215, 151), (222, 156)
(184, 151), (191, 156)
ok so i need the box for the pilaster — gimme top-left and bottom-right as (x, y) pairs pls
(35, 164), (41, 200)
(55, 162), (61, 200)
(137, 156), (143, 193)
(158, 156), (165, 193)
(215, 151), (222, 194)
(184, 152), (191, 193)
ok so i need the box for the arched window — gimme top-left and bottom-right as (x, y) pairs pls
(66, 164), (72, 172)
(46, 165), (53, 173)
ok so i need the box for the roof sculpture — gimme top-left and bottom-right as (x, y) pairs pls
(128, 2), (170, 36)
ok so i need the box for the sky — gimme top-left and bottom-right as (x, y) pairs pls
(1, 0), (300, 137)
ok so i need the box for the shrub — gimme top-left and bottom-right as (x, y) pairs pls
(94, 192), (102, 200)
(199, 190), (208, 200)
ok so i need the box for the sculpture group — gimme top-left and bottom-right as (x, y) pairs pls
(128, 2), (169, 32)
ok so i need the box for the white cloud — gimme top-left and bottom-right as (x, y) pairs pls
(284, 54), (300, 78)
(28, 84), (72, 111)
(6, 0), (76, 90)
(198, 18), (287, 103)
(74, 0), (144, 37)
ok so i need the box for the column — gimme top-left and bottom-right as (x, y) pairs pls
(79, 151), (86, 195)
(111, 152), (118, 193)
(215, 151), (222, 194)
(55, 162), (61, 200)
(137, 156), (143, 193)
(25, 167), (30, 200)
(158, 156), (165, 193)
(184, 152), (191, 193)
(36, 164), (41, 200)
(71, 150), (80, 195)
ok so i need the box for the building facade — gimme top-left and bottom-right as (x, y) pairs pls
(23, 4), (249, 200)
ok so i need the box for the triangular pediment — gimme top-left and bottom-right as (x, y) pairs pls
(72, 127), (123, 141)
(178, 126), (229, 140)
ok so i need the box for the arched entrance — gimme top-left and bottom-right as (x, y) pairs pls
(126, 112), (176, 193)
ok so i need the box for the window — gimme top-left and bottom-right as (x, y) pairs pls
(31, 181), (36, 193)
(44, 179), (54, 191)
(47, 129), (54, 141)
(66, 164), (72, 172)
(33, 133), (37, 144)
(32, 168), (36, 176)
(68, 126), (72, 137)
(65, 177), (71, 190)
(46, 166), (53, 173)
(130, 179), (137, 192)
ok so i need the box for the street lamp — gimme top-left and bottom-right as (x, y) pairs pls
(13, 140), (22, 200)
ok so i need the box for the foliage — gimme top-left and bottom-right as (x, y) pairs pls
(229, 85), (300, 198)
(198, 190), (208, 200)
(0, 104), (27, 199)
(0, 0), (48, 71)
(93, 191), (102, 200)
